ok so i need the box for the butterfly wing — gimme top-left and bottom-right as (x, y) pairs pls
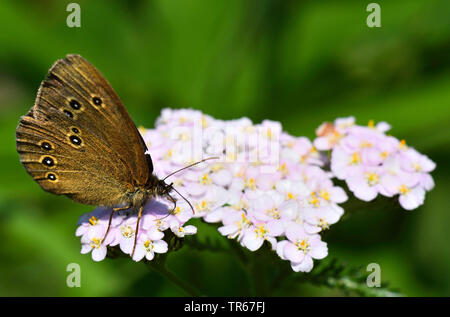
(16, 54), (149, 206)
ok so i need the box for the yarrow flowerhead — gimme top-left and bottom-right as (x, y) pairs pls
(76, 109), (435, 272)
(76, 198), (196, 262)
(140, 108), (347, 272)
(314, 118), (436, 210)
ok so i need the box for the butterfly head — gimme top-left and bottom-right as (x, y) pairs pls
(155, 179), (174, 197)
(145, 174), (194, 215)
(145, 157), (219, 214)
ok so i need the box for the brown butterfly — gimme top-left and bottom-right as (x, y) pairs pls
(16, 54), (209, 257)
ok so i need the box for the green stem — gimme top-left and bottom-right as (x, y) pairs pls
(270, 266), (293, 294)
(251, 252), (268, 296)
(146, 261), (203, 296)
(228, 239), (262, 296)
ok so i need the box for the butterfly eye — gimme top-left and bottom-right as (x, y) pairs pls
(92, 97), (102, 106)
(64, 110), (74, 118)
(70, 135), (82, 146)
(42, 157), (54, 167)
(70, 100), (81, 110)
(41, 142), (52, 151)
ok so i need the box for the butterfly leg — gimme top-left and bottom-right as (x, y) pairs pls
(131, 205), (144, 259)
(154, 194), (177, 222)
(167, 192), (177, 215)
(102, 205), (130, 244)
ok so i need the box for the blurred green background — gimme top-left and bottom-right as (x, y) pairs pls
(0, 0), (449, 296)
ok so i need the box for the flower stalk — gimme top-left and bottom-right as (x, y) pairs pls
(145, 260), (203, 297)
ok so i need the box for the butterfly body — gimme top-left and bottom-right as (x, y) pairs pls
(126, 174), (174, 210)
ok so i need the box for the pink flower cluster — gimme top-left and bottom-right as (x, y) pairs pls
(76, 199), (196, 262)
(314, 118), (436, 210)
(140, 109), (348, 272)
(76, 110), (435, 271)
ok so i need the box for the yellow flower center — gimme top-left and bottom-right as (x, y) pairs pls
(194, 200), (209, 212)
(350, 152), (361, 165)
(155, 219), (164, 229)
(144, 240), (152, 250)
(90, 238), (101, 249)
(365, 172), (379, 186)
(360, 140), (372, 148)
(120, 225), (134, 238)
(286, 192), (296, 200)
(368, 119), (375, 128)
(254, 224), (268, 238)
(242, 213), (251, 224)
(318, 218), (329, 230)
(278, 163), (288, 175)
(200, 173), (212, 185)
(245, 178), (256, 190)
(398, 184), (410, 195)
(309, 196), (320, 207)
(236, 212), (252, 229)
(232, 200), (247, 211)
(163, 148), (173, 160)
(266, 207), (280, 219)
(308, 192), (320, 207)
(296, 239), (309, 253)
(319, 189), (330, 201)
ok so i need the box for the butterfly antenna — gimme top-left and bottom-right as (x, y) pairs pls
(155, 186), (196, 221)
(171, 186), (196, 215)
(155, 210), (173, 221)
(162, 157), (219, 181)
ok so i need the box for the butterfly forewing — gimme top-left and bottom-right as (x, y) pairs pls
(16, 54), (149, 206)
